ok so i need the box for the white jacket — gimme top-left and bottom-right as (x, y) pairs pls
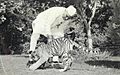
(32, 7), (66, 36)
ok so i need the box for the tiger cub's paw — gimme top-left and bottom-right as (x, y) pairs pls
(58, 66), (69, 72)
(59, 69), (67, 72)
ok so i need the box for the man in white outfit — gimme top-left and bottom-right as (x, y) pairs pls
(28, 5), (77, 54)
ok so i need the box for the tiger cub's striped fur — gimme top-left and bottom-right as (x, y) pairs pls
(27, 37), (80, 72)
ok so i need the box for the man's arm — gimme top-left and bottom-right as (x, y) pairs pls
(51, 15), (65, 29)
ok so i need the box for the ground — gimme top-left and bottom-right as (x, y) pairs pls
(0, 55), (120, 75)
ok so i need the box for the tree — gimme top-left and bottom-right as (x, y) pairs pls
(74, 0), (113, 51)
(74, 0), (97, 50)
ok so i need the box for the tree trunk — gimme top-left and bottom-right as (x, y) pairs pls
(75, 0), (97, 50)
(87, 27), (93, 50)
(87, 1), (97, 50)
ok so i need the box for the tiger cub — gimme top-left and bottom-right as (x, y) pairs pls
(27, 37), (80, 72)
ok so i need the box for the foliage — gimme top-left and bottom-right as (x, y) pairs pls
(83, 0), (113, 48)
(0, 0), (77, 54)
(0, 0), (119, 56)
(111, 0), (120, 24)
(0, 1), (24, 54)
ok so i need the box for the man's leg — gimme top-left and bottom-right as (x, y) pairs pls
(28, 33), (40, 66)
(28, 33), (40, 53)
(29, 57), (49, 70)
(29, 51), (50, 70)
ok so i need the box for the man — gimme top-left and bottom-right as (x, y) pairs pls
(28, 5), (77, 54)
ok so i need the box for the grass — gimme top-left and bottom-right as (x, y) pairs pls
(0, 54), (120, 75)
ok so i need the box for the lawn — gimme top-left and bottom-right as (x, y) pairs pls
(0, 55), (120, 75)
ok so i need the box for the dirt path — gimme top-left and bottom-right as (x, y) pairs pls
(0, 55), (120, 75)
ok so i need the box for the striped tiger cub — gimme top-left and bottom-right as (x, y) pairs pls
(27, 37), (81, 72)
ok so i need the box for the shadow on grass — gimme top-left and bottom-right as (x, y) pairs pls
(85, 60), (120, 69)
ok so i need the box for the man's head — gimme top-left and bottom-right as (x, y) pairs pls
(66, 5), (77, 16)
